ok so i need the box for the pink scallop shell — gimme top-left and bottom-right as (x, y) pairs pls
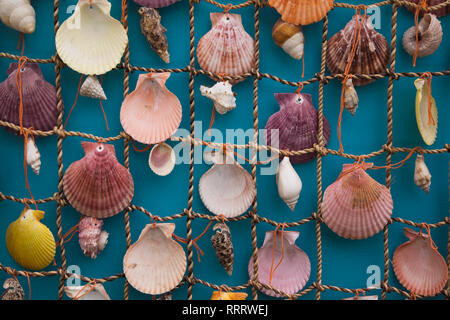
(264, 93), (331, 164)
(63, 142), (134, 218)
(248, 231), (311, 297)
(120, 72), (182, 145)
(322, 164), (393, 239)
(393, 227), (448, 296)
(132, 0), (180, 8)
(0, 62), (58, 132)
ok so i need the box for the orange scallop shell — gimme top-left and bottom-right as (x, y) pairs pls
(268, 0), (334, 25)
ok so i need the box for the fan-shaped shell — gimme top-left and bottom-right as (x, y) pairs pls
(55, 0), (128, 75)
(132, 0), (180, 8)
(342, 295), (378, 300)
(402, 14), (442, 58)
(211, 291), (248, 300)
(415, 78), (437, 145)
(268, 0), (334, 25)
(197, 13), (255, 84)
(6, 209), (56, 271)
(404, 0), (450, 17)
(148, 142), (176, 176)
(123, 223), (186, 295)
(392, 228), (448, 296)
(63, 142), (134, 218)
(248, 231), (311, 297)
(0, 62), (58, 132)
(0, 0), (35, 34)
(264, 93), (331, 164)
(65, 283), (111, 300)
(326, 15), (390, 86)
(120, 72), (182, 145)
(322, 163), (393, 239)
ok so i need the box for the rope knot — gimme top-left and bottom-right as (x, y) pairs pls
(313, 143), (327, 156)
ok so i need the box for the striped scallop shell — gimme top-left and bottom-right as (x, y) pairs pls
(120, 72), (182, 145)
(211, 291), (248, 300)
(404, 0), (450, 17)
(322, 164), (393, 240)
(123, 223), (186, 295)
(0, 62), (58, 132)
(393, 228), (448, 296)
(326, 15), (390, 86)
(197, 13), (255, 84)
(268, 0), (334, 25)
(248, 231), (311, 297)
(63, 142), (134, 219)
(132, 0), (180, 8)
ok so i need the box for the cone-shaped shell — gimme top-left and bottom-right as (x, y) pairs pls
(392, 228), (448, 296)
(123, 223), (186, 295)
(80, 75), (107, 100)
(268, 0), (334, 25)
(272, 18), (304, 60)
(0, 0), (35, 34)
(276, 157), (302, 211)
(415, 78), (438, 145)
(197, 13), (255, 84)
(65, 283), (111, 300)
(211, 222), (234, 276)
(6, 209), (56, 270)
(55, 0), (128, 75)
(402, 14), (442, 58)
(148, 142), (176, 176)
(322, 164), (393, 239)
(405, 0), (450, 17)
(138, 7), (170, 63)
(132, 0), (180, 8)
(326, 15), (390, 86)
(211, 291), (248, 300)
(63, 142), (134, 218)
(120, 72), (182, 145)
(248, 231), (311, 297)
(0, 62), (58, 132)
(264, 93), (331, 164)
(414, 154), (431, 193)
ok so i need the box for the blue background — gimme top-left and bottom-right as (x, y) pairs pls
(0, 0), (448, 300)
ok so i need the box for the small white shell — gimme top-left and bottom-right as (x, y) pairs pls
(343, 78), (359, 116)
(80, 75), (107, 100)
(276, 157), (302, 211)
(0, 0), (35, 34)
(200, 81), (236, 115)
(414, 154), (431, 193)
(148, 142), (176, 176)
(26, 138), (41, 175)
(64, 283), (111, 300)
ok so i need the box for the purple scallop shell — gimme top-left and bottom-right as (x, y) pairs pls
(0, 62), (59, 133)
(132, 0), (181, 8)
(264, 93), (330, 164)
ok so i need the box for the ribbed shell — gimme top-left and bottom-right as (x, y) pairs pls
(264, 93), (331, 164)
(322, 164), (393, 239)
(123, 223), (186, 295)
(326, 15), (390, 86)
(0, 62), (58, 132)
(402, 14), (443, 58)
(132, 0), (180, 8)
(0, 0), (35, 34)
(197, 13), (255, 84)
(80, 75), (107, 100)
(211, 292), (248, 300)
(268, 0), (334, 25)
(405, 0), (450, 17)
(63, 142), (134, 218)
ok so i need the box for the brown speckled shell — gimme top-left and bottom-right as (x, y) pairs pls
(138, 7), (170, 63)
(211, 223), (234, 276)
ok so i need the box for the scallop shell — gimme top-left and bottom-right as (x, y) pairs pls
(248, 230), (311, 297)
(148, 142), (176, 176)
(26, 138), (41, 175)
(272, 18), (304, 60)
(326, 15), (390, 86)
(211, 222), (234, 276)
(200, 81), (237, 115)
(6, 209), (56, 271)
(0, 62), (58, 132)
(65, 283), (111, 300)
(0, 0), (35, 34)
(404, 0), (450, 17)
(78, 216), (109, 259)
(123, 223), (186, 295)
(2, 278), (25, 300)
(197, 13), (255, 84)
(414, 154), (431, 193)
(120, 72), (182, 145)
(343, 78), (359, 116)
(264, 92), (331, 164)
(276, 157), (302, 211)
(402, 14), (443, 59)
(138, 7), (170, 63)
(63, 142), (134, 219)
(268, 0), (334, 25)
(342, 295), (378, 300)
(415, 78), (438, 145)
(392, 227), (448, 296)
(55, 0), (128, 75)
(80, 75), (107, 100)
(211, 291), (248, 300)
(322, 163), (393, 240)
(132, 0), (180, 8)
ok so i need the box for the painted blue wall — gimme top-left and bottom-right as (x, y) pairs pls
(0, 0), (448, 300)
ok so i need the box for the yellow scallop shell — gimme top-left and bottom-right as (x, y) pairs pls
(415, 78), (438, 145)
(6, 209), (56, 270)
(210, 291), (248, 300)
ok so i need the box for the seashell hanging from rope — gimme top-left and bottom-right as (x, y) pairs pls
(123, 223), (186, 295)
(55, 0), (128, 75)
(414, 154), (431, 193)
(404, 0), (450, 18)
(200, 81), (236, 115)
(414, 77), (437, 145)
(321, 163), (393, 240)
(342, 295), (378, 300)
(148, 142), (176, 176)
(2, 278), (25, 300)
(248, 230), (311, 297)
(120, 72), (182, 145)
(343, 78), (359, 116)
(0, 62), (58, 132)
(268, 0), (334, 25)
(0, 0), (35, 34)
(276, 157), (302, 211)
(6, 209), (56, 271)
(211, 222), (234, 276)
(211, 291), (248, 300)
(264, 92), (331, 164)
(63, 142), (134, 219)
(26, 138), (41, 175)
(78, 216), (109, 259)
(272, 18), (304, 60)
(393, 227), (448, 296)
(402, 14), (442, 59)
(197, 12), (255, 84)
(138, 7), (170, 63)
(326, 15), (390, 86)
(199, 150), (256, 218)
(132, 0), (181, 8)
(65, 283), (111, 300)
(80, 75), (107, 100)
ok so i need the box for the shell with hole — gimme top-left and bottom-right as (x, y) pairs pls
(78, 216), (109, 259)
(63, 142), (134, 219)
(55, 0), (128, 75)
(123, 223), (186, 295)
(80, 75), (107, 100)
(132, 0), (181, 8)
(200, 81), (236, 115)
(414, 154), (431, 194)
(65, 283), (111, 300)
(272, 18), (304, 60)
(414, 78), (437, 145)
(149, 142), (176, 176)
(276, 157), (302, 211)
(26, 138), (41, 175)
(138, 7), (170, 63)
(0, 0), (35, 34)
(6, 209), (56, 270)
(268, 0), (334, 25)
(404, 0), (450, 17)
(120, 72), (182, 145)
(211, 222), (234, 276)
(211, 291), (248, 300)
(402, 14), (442, 59)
